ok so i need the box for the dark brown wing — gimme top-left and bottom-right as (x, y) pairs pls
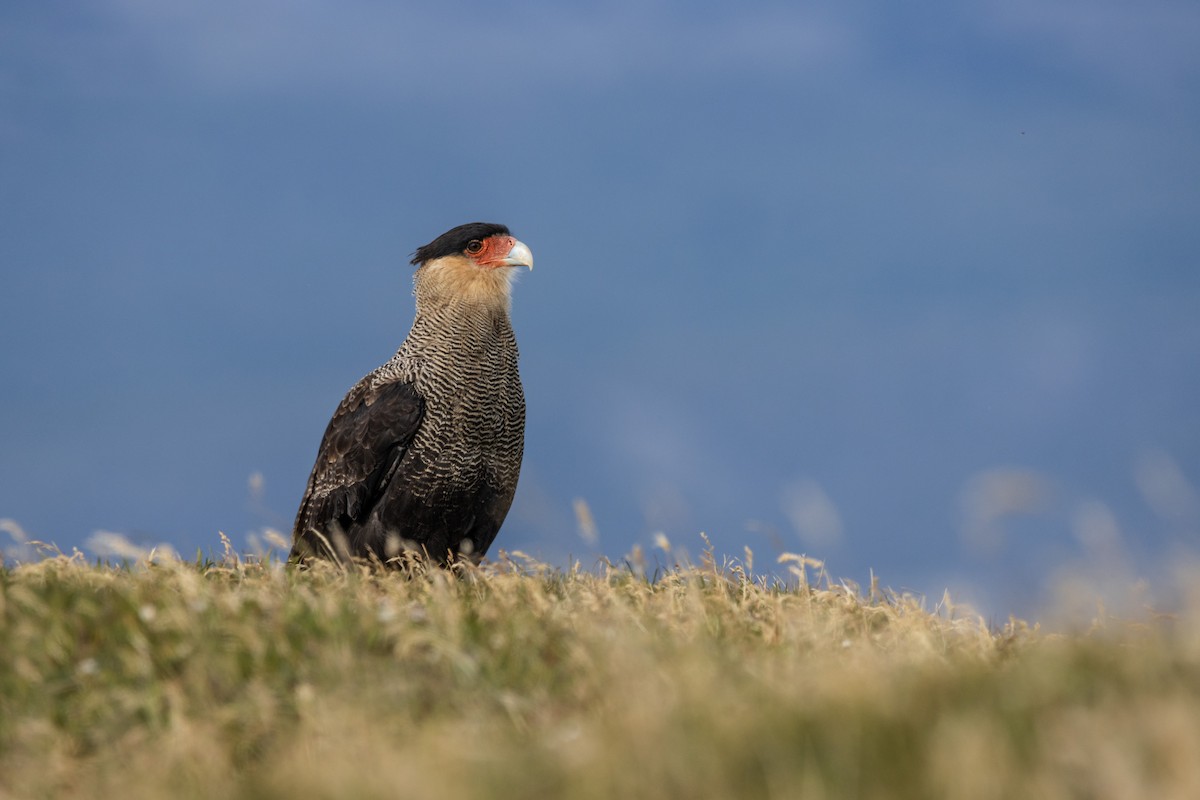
(290, 378), (425, 560)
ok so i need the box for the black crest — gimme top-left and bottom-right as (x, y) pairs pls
(410, 222), (511, 266)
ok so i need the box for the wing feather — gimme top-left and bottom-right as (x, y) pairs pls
(291, 378), (425, 559)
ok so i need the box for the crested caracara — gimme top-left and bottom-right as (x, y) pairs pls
(290, 222), (533, 565)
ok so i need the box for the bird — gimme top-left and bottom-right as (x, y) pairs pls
(290, 222), (533, 567)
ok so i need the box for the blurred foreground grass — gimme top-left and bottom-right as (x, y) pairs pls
(3, 544), (1200, 799)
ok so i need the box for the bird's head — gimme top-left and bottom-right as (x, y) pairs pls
(410, 222), (533, 310)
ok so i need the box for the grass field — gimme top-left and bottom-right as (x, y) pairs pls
(2, 538), (1199, 799)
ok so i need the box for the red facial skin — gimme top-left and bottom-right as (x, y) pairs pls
(468, 235), (519, 269)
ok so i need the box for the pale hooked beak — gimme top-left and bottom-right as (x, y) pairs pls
(502, 239), (534, 270)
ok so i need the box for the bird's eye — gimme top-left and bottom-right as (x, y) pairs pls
(466, 240), (484, 255)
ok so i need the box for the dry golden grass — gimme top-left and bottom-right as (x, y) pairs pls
(2, 541), (1199, 799)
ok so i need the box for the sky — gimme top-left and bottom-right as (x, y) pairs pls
(2, 0), (1199, 618)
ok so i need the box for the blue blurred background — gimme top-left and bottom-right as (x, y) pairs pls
(3, 1), (1198, 617)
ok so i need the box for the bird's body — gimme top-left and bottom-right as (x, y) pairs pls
(290, 223), (532, 565)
